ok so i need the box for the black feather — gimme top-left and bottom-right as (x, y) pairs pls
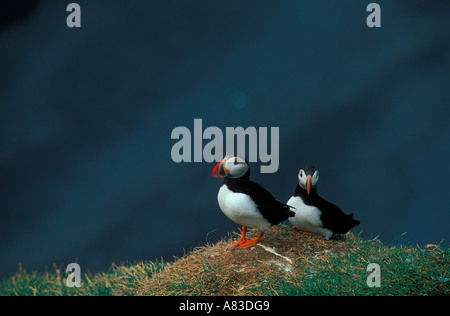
(294, 184), (359, 234)
(224, 172), (294, 226)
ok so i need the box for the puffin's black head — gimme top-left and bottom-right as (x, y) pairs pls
(298, 166), (319, 195)
(212, 155), (249, 179)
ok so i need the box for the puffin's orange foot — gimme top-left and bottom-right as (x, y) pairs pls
(298, 230), (316, 235)
(239, 238), (259, 249)
(230, 239), (245, 248)
(230, 226), (247, 248)
(291, 227), (313, 234)
(238, 232), (263, 249)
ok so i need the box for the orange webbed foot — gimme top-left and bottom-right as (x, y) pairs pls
(230, 226), (247, 248)
(299, 230), (316, 235)
(239, 232), (263, 249)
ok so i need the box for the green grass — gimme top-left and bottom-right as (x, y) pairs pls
(0, 261), (167, 296)
(1, 227), (449, 296)
(265, 237), (450, 296)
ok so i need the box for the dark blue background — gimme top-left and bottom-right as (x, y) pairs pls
(1, 0), (449, 279)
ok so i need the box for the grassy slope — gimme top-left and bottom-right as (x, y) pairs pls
(1, 225), (449, 296)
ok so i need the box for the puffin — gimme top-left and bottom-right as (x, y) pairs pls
(287, 166), (360, 240)
(212, 155), (295, 248)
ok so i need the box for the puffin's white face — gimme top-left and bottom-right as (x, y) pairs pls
(298, 167), (319, 195)
(212, 155), (249, 179)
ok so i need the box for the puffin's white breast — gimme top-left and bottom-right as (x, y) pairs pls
(217, 185), (271, 231)
(287, 196), (332, 239)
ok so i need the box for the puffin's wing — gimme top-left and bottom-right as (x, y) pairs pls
(317, 198), (360, 233)
(246, 181), (295, 225)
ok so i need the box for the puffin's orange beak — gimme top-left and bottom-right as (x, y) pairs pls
(306, 175), (312, 195)
(212, 159), (227, 178)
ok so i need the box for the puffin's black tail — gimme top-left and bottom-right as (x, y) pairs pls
(258, 201), (295, 226)
(281, 202), (296, 218)
(331, 213), (360, 234)
(346, 213), (360, 230)
(286, 205), (296, 218)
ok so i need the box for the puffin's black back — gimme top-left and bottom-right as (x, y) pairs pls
(224, 171), (295, 225)
(294, 185), (360, 233)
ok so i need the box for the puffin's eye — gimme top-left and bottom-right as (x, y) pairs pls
(234, 159), (238, 165)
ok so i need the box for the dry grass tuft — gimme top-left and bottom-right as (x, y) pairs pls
(142, 225), (353, 296)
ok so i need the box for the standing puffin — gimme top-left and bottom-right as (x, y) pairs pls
(287, 166), (360, 240)
(212, 155), (295, 248)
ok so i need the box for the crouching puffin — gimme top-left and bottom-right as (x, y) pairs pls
(212, 155), (295, 248)
(287, 166), (360, 240)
